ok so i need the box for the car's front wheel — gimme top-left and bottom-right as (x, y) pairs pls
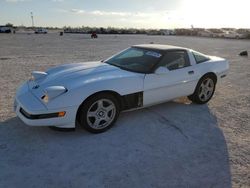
(78, 93), (120, 133)
(188, 75), (216, 104)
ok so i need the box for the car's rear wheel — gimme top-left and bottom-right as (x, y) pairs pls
(188, 75), (216, 104)
(78, 93), (120, 133)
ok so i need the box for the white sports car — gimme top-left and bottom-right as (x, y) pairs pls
(14, 44), (229, 133)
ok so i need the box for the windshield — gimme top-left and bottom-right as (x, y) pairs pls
(104, 47), (163, 73)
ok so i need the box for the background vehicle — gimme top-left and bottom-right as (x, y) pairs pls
(14, 44), (229, 133)
(223, 31), (245, 39)
(91, 32), (98, 38)
(34, 28), (48, 34)
(0, 26), (11, 33)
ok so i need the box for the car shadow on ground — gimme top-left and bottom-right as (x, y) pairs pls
(0, 99), (231, 188)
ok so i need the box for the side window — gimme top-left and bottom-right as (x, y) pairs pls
(158, 50), (190, 71)
(192, 51), (210, 64)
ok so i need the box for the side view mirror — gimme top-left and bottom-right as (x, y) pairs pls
(154, 66), (170, 75)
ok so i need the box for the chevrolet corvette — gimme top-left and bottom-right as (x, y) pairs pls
(14, 44), (229, 133)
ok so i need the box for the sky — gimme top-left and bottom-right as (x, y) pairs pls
(0, 0), (249, 29)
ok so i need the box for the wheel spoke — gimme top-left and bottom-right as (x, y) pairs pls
(207, 87), (213, 92)
(206, 79), (213, 87)
(204, 80), (209, 87)
(105, 104), (115, 112)
(87, 111), (96, 117)
(106, 114), (113, 121)
(199, 93), (203, 98)
(93, 118), (102, 128)
(97, 100), (103, 110)
(203, 94), (208, 101)
(200, 83), (205, 89)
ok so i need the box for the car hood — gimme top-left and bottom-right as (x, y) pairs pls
(30, 61), (115, 86)
(28, 61), (142, 98)
(44, 61), (115, 84)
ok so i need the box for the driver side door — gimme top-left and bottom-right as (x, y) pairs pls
(143, 50), (199, 106)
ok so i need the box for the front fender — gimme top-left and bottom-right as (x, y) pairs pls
(46, 74), (144, 110)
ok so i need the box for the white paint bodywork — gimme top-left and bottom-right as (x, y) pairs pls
(14, 45), (229, 128)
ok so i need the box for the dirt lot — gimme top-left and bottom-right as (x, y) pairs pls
(0, 33), (249, 188)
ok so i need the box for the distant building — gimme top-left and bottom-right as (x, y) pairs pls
(198, 30), (213, 37)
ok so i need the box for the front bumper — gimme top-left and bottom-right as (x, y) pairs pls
(14, 82), (78, 128)
(19, 108), (65, 120)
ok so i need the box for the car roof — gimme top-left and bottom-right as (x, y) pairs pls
(132, 44), (189, 51)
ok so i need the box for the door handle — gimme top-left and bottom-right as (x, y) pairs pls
(188, 70), (194, 75)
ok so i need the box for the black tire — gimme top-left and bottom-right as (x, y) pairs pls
(188, 74), (216, 104)
(78, 93), (120, 133)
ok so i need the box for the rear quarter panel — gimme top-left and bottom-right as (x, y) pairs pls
(195, 57), (229, 81)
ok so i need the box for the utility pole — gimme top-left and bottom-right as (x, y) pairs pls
(30, 12), (34, 28)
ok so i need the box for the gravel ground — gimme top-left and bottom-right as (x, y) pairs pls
(0, 33), (249, 188)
